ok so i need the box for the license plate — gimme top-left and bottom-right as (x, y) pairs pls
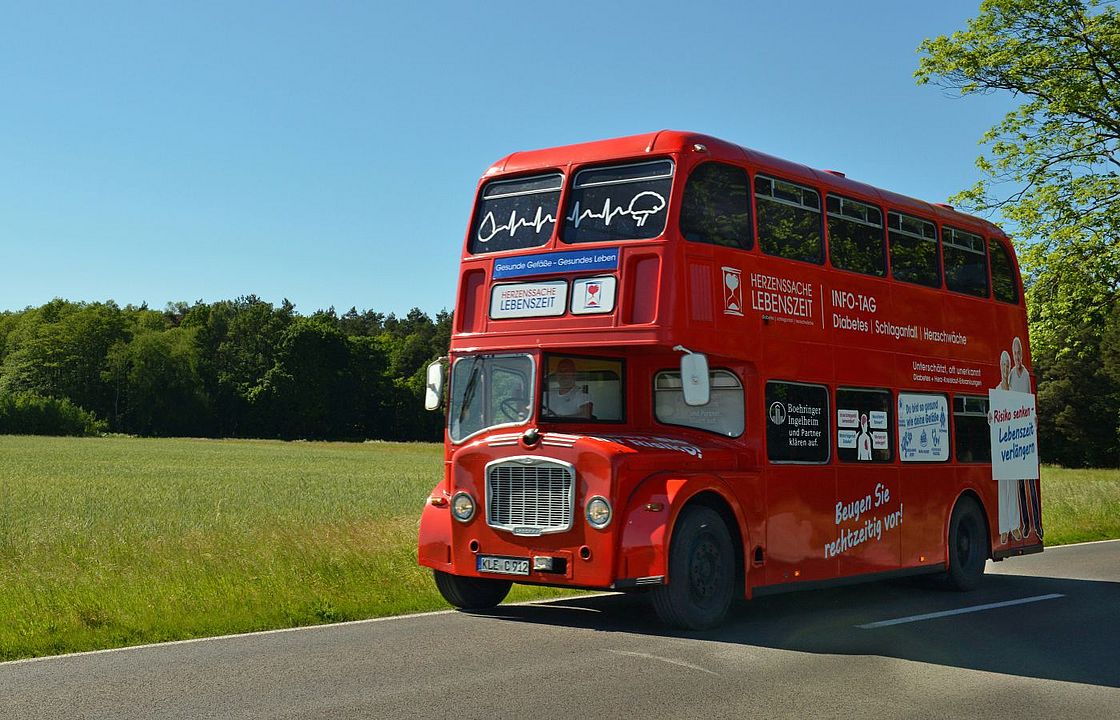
(477, 555), (530, 576)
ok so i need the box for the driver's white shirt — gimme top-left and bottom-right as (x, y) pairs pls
(549, 384), (590, 416)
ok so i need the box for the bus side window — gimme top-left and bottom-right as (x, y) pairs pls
(897, 392), (950, 462)
(680, 162), (753, 250)
(835, 388), (892, 462)
(826, 195), (886, 277)
(889, 211), (941, 288)
(944, 227), (989, 297)
(989, 239), (1020, 304)
(755, 175), (823, 264)
(654, 369), (744, 437)
(765, 381), (830, 462)
(953, 395), (991, 463)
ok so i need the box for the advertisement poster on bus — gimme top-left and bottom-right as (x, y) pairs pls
(989, 389), (1039, 481)
(897, 393), (949, 461)
(989, 337), (1042, 542)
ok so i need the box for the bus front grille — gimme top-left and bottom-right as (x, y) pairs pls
(485, 457), (575, 535)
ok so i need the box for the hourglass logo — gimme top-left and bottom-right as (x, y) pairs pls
(584, 281), (602, 308)
(723, 266), (743, 316)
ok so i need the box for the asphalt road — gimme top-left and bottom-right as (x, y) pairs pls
(3, 540), (1118, 719)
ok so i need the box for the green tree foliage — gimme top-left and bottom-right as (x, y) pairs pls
(917, 0), (1120, 466)
(104, 327), (208, 436)
(0, 392), (105, 436)
(249, 318), (357, 439)
(0, 300), (126, 413)
(181, 296), (296, 436)
(0, 298), (451, 441)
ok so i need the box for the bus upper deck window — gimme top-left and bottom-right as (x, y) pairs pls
(469, 173), (563, 254)
(756, 175), (823, 264)
(889, 211), (941, 288)
(943, 227), (989, 297)
(990, 239), (1020, 304)
(827, 194), (886, 276)
(680, 162), (752, 250)
(562, 160), (674, 244)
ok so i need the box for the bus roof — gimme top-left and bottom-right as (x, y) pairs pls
(486, 130), (1005, 239)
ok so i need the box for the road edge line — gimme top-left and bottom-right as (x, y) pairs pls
(0, 592), (619, 667)
(5, 538), (1117, 666)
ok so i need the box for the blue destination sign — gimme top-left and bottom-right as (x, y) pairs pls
(492, 247), (620, 279)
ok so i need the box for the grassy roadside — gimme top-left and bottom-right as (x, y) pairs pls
(1038, 466), (1120, 545)
(0, 436), (576, 661)
(0, 436), (1116, 660)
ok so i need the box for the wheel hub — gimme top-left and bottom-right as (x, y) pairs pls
(690, 537), (720, 599)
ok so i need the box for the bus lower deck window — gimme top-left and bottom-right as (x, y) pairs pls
(836, 388), (892, 462)
(765, 381), (830, 462)
(953, 395), (992, 463)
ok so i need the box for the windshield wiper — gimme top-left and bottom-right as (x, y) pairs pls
(456, 357), (482, 427)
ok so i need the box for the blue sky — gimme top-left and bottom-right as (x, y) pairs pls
(0, 1), (1015, 317)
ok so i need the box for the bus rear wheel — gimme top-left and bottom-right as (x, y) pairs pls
(943, 496), (988, 591)
(433, 570), (512, 609)
(651, 505), (735, 630)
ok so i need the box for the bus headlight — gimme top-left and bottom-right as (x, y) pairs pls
(586, 496), (612, 529)
(451, 492), (476, 522)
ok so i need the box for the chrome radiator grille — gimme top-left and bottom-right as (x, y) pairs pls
(486, 458), (575, 534)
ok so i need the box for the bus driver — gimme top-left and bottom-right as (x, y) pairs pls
(546, 359), (593, 418)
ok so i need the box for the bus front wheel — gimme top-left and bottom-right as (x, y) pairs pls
(651, 505), (735, 630)
(433, 570), (512, 609)
(943, 497), (988, 591)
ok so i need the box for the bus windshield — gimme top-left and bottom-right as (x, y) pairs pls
(449, 354), (534, 442)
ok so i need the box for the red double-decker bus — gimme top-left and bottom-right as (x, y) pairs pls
(417, 131), (1042, 629)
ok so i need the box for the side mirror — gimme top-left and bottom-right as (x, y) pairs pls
(681, 352), (710, 406)
(424, 359), (447, 411)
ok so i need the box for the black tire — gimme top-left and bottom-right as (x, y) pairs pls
(943, 496), (989, 591)
(433, 570), (512, 609)
(651, 505), (736, 630)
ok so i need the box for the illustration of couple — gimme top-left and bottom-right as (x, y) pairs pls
(994, 336), (1042, 544)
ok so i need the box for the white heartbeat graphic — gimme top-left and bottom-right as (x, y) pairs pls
(475, 190), (668, 243)
(476, 206), (557, 243)
(567, 191), (667, 229)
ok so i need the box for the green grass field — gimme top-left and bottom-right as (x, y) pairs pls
(0, 436), (576, 661)
(1036, 467), (1120, 545)
(0, 435), (1116, 660)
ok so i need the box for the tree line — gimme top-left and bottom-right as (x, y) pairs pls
(0, 292), (1116, 464)
(0, 297), (449, 441)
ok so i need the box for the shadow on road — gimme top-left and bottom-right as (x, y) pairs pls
(469, 573), (1120, 688)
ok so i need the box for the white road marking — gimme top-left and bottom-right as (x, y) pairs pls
(1042, 538), (1120, 548)
(607, 649), (718, 676)
(857, 593), (1065, 629)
